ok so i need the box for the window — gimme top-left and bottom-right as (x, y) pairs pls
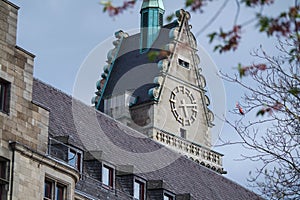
(44, 178), (67, 200)
(102, 164), (114, 188)
(141, 11), (149, 51)
(68, 148), (82, 172)
(56, 184), (65, 200)
(159, 13), (163, 27)
(134, 179), (145, 200)
(44, 180), (52, 200)
(0, 78), (10, 114)
(178, 58), (190, 69)
(180, 128), (186, 139)
(0, 158), (9, 200)
(48, 138), (83, 172)
(163, 193), (174, 200)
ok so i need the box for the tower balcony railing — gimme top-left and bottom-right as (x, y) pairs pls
(155, 131), (225, 173)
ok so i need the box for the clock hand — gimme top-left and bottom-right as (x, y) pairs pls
(184, 104), (197, 107)
(179, 99), (189, 117)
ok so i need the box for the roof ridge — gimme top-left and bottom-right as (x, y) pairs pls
(33, 77), (74, 99)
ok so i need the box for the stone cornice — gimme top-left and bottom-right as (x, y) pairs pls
(2, 0), (19, 10)
(9, 141), (80, 182)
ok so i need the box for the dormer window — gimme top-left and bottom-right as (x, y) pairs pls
(163, 192), (174, 200)
(0, 78), (10, 114)
(48, 138), (83, 172)
(178, 58), (190, 69)
(134, 178), (146, 200)
(68, 148), (82, 172)
(102, 164), (114, 189)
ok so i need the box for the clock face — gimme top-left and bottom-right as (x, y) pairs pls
(169, 86), (198, 126)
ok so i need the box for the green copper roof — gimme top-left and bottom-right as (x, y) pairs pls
(141, 0), (164, 10)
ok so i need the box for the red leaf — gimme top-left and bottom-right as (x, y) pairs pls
(236, 102), (245, 115)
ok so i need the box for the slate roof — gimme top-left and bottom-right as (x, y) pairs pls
(32, 78), (263, 200)
(100, 22), (177, 110)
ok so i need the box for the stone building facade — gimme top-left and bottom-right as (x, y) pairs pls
(0, 0), (263, 199)
(0, 1), (79, 199)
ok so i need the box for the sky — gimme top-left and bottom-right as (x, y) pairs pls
(9, 0), (291, 193)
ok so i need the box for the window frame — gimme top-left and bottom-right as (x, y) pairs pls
(48, 138), (83, 172)
(44, 179), (53, 200)
(163, 191), (175, 200)
(0, 157), (9, 200)
(133, 177), (146, 200)
(0, 78), (10, 114)
(68, 147), (82, 172)
(44, 177), (67, 200)
(101, 163), (115, 189)
(178, 58), (190, 69)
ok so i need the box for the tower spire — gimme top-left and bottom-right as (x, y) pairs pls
(140, 0), (165, 51)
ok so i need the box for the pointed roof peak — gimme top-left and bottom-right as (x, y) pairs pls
(141, 0), (164, 10)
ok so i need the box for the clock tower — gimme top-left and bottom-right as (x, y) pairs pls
(93, 1), (224, 173)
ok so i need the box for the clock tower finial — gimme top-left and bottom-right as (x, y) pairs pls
(140, 0), (165, 51)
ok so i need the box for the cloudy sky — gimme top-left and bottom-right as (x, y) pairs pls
(9, 0), (291, 192)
